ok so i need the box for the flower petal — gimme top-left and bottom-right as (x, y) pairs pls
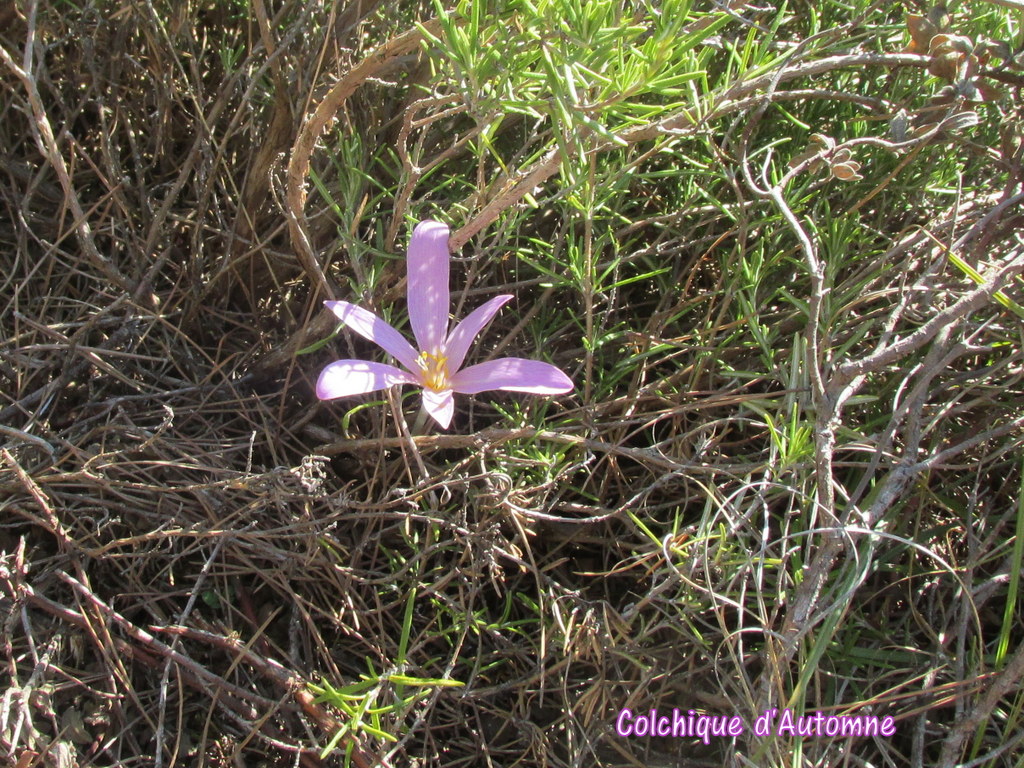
(325, 300), (421, 375)
(316, 360), (417, 400)
(406, 220), (451, 354)
(421, 388), (455, 429)
(444, 294), (514, 373)
(450, 358), (573, 395)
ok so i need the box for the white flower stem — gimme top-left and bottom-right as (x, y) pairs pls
(410, 402), (430, 435)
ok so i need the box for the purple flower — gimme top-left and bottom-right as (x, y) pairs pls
(316, 220), (573, 429)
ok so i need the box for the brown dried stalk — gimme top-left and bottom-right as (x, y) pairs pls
(0, 570), (380, 768)
(0, 2), (133, 297)
(285, 19), (443, 299)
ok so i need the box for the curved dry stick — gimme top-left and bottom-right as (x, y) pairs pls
(285, 19), (442, 299)
(449, 148), (562, 251)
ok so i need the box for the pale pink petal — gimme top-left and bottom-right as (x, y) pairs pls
(325, 300), (421, 375)
(450, 358), (573, 395)
(406, 220), (451, 354)
(444, 294), (514, 373)
(316, 360), (418, 400)
(421, 388), (455, 429)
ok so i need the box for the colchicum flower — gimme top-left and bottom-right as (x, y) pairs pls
(316, 220), (573, 429)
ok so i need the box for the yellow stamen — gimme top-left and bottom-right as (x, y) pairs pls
(417, 350), (450, 391)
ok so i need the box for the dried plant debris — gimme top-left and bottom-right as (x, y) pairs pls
(2, 2), (1023, 768)
(788, 133), (864, 181)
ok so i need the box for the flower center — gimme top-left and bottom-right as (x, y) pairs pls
(417, 350), (450, 391)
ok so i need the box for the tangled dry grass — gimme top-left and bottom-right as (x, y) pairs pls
(3, 1), (1024, 767)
